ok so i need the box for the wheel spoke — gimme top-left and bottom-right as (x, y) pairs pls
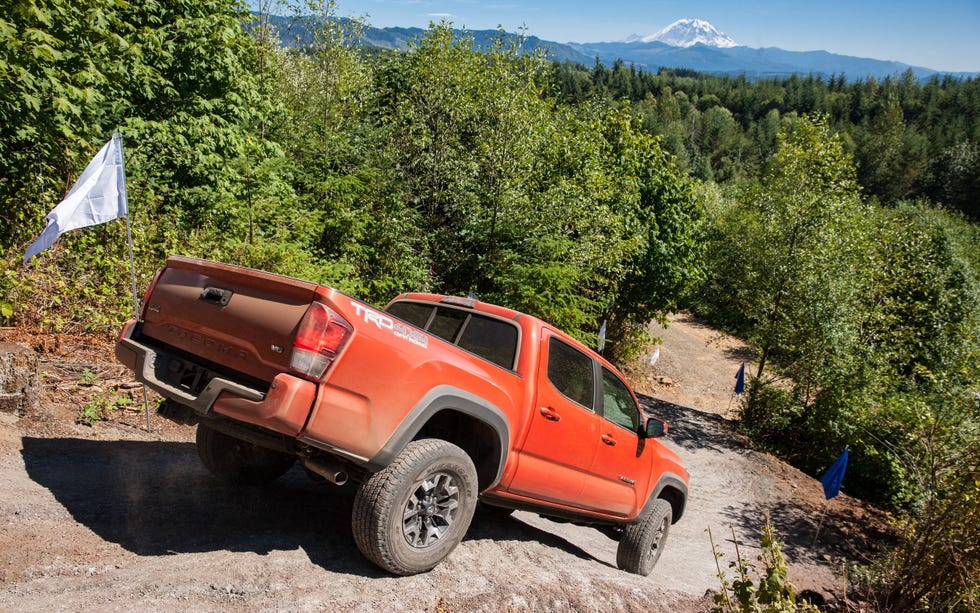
(404, 493), (421, 519)
(647, 518), (667, 560)
(404, 520), (422, 545)
(432, 498), (458, 521)
(421, 517), (444, 544)
(402, 471), (461, 548)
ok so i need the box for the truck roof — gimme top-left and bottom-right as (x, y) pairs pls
(390, 293), (529, 323)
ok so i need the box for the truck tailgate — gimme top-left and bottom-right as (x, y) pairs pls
(139, 256), (319, 383)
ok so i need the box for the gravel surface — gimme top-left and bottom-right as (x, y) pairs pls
(0, 320), (893, 611)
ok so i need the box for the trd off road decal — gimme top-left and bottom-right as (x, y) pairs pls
(351, 302), (429, 349)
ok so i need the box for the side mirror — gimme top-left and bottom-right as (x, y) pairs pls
(643, 417), (668, 439)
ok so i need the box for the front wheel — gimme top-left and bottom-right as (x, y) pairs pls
(195, 423), (295, 485)
(616, 498), (672, 575)
(352, 439), (478, 575)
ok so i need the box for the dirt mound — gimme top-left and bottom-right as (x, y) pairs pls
(0, 322), (893, 611)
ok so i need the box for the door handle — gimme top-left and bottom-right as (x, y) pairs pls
(540, 406), (561, 422)
(601, 433), (617, 446)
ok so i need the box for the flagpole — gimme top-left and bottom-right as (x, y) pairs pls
(729, 362), (746, 416)
(814, 445), (849, 546)
(117, 134), (151, 433)
(598, 320), (607, 355)
(812, 498), (832, 546)
(125, 214), (151, 433)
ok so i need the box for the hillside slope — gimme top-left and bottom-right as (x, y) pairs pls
(0, 322), (892, 610)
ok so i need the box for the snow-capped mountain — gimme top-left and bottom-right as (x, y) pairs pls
(627, 18), (739, 48)
(261, 14), (976, 81)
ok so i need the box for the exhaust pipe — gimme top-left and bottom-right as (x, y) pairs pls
(302, 457), (349, 486)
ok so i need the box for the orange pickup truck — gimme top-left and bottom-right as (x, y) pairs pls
(116, 256), (688, 576)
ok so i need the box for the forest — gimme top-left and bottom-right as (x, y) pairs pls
(554, 60), (980, 218)
(0, 0), (977, 609)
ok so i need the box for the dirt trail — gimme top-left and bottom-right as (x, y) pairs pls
(0, 320), (891, 611)
(626, 313), (756, 416)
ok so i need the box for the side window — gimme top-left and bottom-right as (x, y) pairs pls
(601, 368), (640, 432)
(547, 338), (595, 409)
(458, 315), (518, 369)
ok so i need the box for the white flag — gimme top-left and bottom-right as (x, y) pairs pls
(23, 133), (129, 265)
(649, 346), (661, 366)
(598, 320), (607, 353)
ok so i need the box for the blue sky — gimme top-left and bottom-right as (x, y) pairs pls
(257, 0), (980, 72)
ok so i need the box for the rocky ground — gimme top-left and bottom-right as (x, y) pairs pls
(0, 316), (894, 611)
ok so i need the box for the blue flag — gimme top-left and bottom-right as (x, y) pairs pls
(734, 363), (745, 395)
(821, 446), (849, 500)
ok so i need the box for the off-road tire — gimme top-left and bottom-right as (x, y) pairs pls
(352, 439), (478, 576)
(616, 498), (672, 575)
(195, 423), (295, 485)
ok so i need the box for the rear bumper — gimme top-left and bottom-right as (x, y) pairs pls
(115, 320), (316, 436)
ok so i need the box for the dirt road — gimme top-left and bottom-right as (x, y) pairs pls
(0, 318), (890, 611)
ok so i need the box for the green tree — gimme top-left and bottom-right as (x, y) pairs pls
(738, 116), (864, 381)
(370, 25), (702, 345)
(690, 116), (871, 482)
(857, 203), (975, 381)
(601, 105), (704, 354)
(270, 0), (431, 301)
(855, 94), (927, 203)
(2, 0), (293, 331)
(0, 0), (127, 249)
(697, 105), (745, 182)
(925, 141), (980, 219)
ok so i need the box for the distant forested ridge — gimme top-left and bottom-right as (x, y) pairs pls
(554, 61), (980, 218)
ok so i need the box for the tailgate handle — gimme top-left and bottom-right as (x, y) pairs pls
(200, 286), (233, 306)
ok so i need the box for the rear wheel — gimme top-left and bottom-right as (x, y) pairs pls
(616, 498), (672, 575)
(195, 423), (295, 485)
(352, 439), (478, 575)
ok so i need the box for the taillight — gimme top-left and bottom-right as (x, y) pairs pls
(117, 319), (135, 343)
(139, 267), (165, 320)
(290, 302), (353, 380)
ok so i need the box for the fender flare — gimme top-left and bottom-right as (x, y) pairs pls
(639, 471), (688, 523)
(365, 385), (511, 487)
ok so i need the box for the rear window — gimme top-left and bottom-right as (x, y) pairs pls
(386, 302), (434, 328)
(429, 308), (468, 342)
(386, 301), (519, 370)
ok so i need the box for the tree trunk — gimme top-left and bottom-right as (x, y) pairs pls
(0, 342), (40, 417)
